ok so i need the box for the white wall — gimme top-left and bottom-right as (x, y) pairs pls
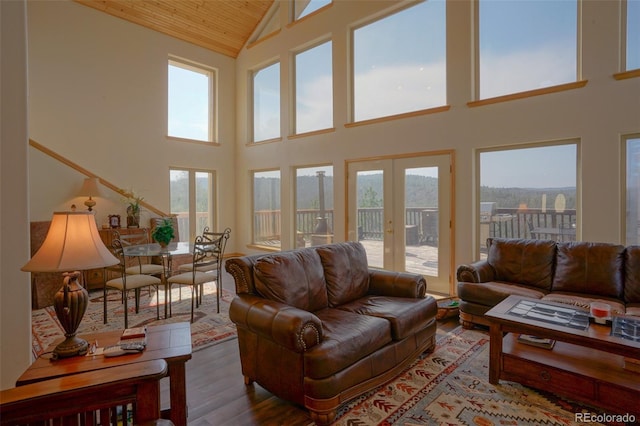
(27, 0), (237, 235)
(1, 0), (31, 390)
(234, 0), (640, 264)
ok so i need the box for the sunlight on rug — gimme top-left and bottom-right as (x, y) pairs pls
(334, 327), (615, 426)
(31, 282), (236, 359)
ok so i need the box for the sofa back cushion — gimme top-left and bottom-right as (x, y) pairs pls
(316, 241), (370, 307)
(552, 242), (625, 299)
(625, 246), (640, 303)
(487, 238), (556, 290)
(253, 248), (328, 312)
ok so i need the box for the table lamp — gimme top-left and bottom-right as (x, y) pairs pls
(22, 211), (119, 358)
(79, 177), (100, 211)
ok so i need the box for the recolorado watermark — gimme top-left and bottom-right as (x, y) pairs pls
(575, 412), (636, 423)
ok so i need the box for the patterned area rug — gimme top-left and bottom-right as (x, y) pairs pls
(333, 327), (621, 426)
(31, 282), (236, 359)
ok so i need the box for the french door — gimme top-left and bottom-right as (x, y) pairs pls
(347, 153), (453, 295)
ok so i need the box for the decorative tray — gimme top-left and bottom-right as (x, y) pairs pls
(611, 316), (640, 342)
(507, 299), (590, 331)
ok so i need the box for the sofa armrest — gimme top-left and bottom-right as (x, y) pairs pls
(456, 260), (495, 283)
(229, 294), (323, 353)
(368, 269), (426, 298)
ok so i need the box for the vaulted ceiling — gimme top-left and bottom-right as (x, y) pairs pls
(75, 0), (274, 58)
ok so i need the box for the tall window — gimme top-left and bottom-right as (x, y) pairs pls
(294, 0), (331, 21)
(353, 0), (446, 122)
(253, 170), (281, 248)
(478, 0), (578, 99)
(478, 143), (578, 256)
(627, 0), (640, 71)
(253, 62), (281, 142)
(170, 169), (215, 242)
(294, 40), (333, 134)
(295, 165), (333, 247)
(626, 136), (640, 245)
(168, 59), (216, 142)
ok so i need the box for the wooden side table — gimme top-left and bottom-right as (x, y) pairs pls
(17, 322), (192, 426)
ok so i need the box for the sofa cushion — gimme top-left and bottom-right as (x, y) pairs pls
(487, 238), (556, 290)
(337, 295), (437, 340)
(457, 280), (547, 307)
(253, 249), (328, 312)
(304, 308), (392, 379)
(625, 246), (640, 303)
(316, 242), (370, 307)
(552, 242), (625, 299)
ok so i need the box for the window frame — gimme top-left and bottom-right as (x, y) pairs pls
(169, 167), (217, 242)
(167, 57), (218, 144)
(350, 0), (447, 123)
(291, 38), (334, 136)
(623, 133), (640, 245)
(294, 164), (334, 247)
(251, 59), (282, 143)
(473, 0), (581, 102)
(475, 140), (581, 259)
(251, 169), (282, 249)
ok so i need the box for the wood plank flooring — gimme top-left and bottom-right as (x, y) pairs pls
(175, 268), (459, 425)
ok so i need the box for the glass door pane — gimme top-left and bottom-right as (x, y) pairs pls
(403, 167), (439, 277)
(195, 171), (213, 235)
(170, 170), (189, 242)
(355, 169), (385, 268)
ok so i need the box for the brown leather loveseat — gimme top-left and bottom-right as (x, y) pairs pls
(226, 241), (437, 424)
(457, 238), (640, 328)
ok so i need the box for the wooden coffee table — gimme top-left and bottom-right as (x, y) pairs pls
(17, 322), (192, 426)
(485, 295), (640, 416)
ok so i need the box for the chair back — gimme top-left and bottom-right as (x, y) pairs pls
(202, 227), (231, 256)
(191, 235), (223, 271)
(109, 238), (127, 275)
(116, 229), (152, 269)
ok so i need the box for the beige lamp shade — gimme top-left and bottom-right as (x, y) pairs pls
(79, 177), (101, 197)
(22, 211), (118, 272)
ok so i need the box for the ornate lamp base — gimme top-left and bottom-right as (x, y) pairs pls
(52, 271), (89, 359)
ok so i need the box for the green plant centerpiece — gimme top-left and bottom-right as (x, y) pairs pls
(152, 218), (175, 248)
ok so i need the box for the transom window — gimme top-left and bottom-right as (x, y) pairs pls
(253, 61), (281, 142)
(627, 0), (640, 71)
(168, 59), (216, 142)
(478, 0), (578, 99)
(352, 0), (446, 122)
(294, 0), (331, 21)
(294, 40), (333, 134)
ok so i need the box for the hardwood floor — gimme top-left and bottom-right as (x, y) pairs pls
(174, 268), (459, 425)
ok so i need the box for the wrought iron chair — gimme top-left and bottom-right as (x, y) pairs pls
(115, 229), (165, 277)
(167, 232), (229, 321)
(104, 239), (163, 328)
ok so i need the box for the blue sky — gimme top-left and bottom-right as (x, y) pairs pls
(168, 0), (635, 190)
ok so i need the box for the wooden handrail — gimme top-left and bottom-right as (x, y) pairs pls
(0, 359), (169, 425)
(29, 138), (169, 217)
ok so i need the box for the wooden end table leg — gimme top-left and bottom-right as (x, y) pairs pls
(488, 322), (503, 385)
(167, 361), (188, 426)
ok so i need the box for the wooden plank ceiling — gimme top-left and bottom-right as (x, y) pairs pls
(75, 0), (274, 58)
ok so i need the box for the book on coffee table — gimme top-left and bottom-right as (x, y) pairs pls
(517, 334), (555, 349)
(121, 326), (146, 340)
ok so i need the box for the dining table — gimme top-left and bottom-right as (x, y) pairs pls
(122, 242), (193, 318)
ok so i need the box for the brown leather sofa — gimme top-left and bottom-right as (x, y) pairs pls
(226, 241), (437, 425)
(457, 238), (640, 328)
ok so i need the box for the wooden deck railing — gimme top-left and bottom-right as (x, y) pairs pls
(253, 207), (577, 245)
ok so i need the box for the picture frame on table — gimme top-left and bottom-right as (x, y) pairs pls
(108, 214), (121, 229)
